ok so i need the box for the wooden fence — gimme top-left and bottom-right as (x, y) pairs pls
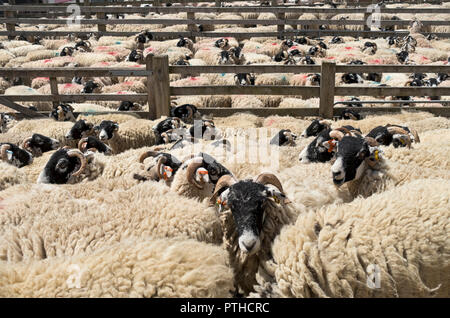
(1, 56), (450, 120)
(2, 4), (450, 39)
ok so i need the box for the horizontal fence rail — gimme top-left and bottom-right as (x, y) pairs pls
(1, 59), (450, 119)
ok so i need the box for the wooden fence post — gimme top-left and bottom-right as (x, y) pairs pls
(151, 55), (171, 119)
(277, 12), (285, 40)
(187, 11), (196, 42)
(97, 12), (107, 35)
(49, 77), (59, 108)
(215, 0), (221, 7)
(146, 54), (156, 119)
(6, 1), (16, 40)
(319, 61), (336, 119)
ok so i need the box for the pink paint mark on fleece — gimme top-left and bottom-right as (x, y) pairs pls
(43, 59), (52, 63)
(368, 59), (382, 64)
(327, 56), (335, 60)
(64, 83), (73, 89)
(123, 81), (133, 85)
(35, 77), (49, 80)
(117, 91), (126, 94)
(272, 43), (278, 45)
(101, 62), (110, 66)
(345, 47), (353, 50)
(107, 52), (118, 56)
(300, 74), (308, 79)
(421, 56), (429, 61)
(189, 77), (198, 81)
(202, 48), (210, 51)
(347, 53), (355, 56)
(266, 119), (275, 126)
(145, 47), (153, 52)
(96, 46), (108, 50)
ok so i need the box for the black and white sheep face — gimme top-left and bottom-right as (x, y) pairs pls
(78, 136), (112, 155)
(300, 119), (329, 138)
(153, 117), (184, 141)
(189, 120), (222, 141)
(218, 51), (232, 64)
(299, 128), (335, 163)
(215, 38), (229, 49)
(396, 50), (409, 64)
(366, 126), (393, 146)
(307, 73), (321, 85)
(37, 148), (86, 184)
(331, 136), (372, 186)
(95, 121), (119, 141)
(330, 36), (343, 44)
(170, 104), (201, 124)
(65, 120), (94, 140)
(341, 73), (364, 84)
(118, 101), (141, 111)
(0, 143), (33, 168)
(234, 73), (255, 86)
(438, 73), (448, 83)
(23, 133), (60, 156)
(270, 129), (297, 146)
(82, 81), (100, 94)
(60, 46), (74, 57)
(341, 108), (361, 120)
(50, 103), (75, 122)
(301, 56), (316, 65)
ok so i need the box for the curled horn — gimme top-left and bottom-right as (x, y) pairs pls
(156, 155), (167, 180)
(318, 119), (331, 127)
(329, 130), (345, 141)
(210, 174), (237, 206)
(78, 137), (88, 152)
(186, 157), (205, 189)
(386, 125), (409, 136)
(67, 149), (87, 177)
(1, 144), (11, 161)
(22, 137), (33, 152)
(57, 106), (64, 121)
(254, 172), (285, 193)
(139, 150), (160, 164)
(409, 128), (420, 143)
(186, 105), (194, 120)
(364, 136), (379, 147)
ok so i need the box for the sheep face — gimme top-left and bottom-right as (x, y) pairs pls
(270, 129), (297, 146)
(60, 46), (74, 57)
(95, 120), (119, 141)
(37, 148), (87, 184)
(396, 50), (409, 64)
(50, 104), (75, 122)
(218, 51), (231, 64)
(0, 143), (33, 168)
(341, 108), (361, 120)
(22, 133), (60, 156)
(299, 128), (335, 163)
(234, 73), (255, 86)
(65, 120), (94, 140)
(118, 101), (141, 111)
(300, 119), (330, 138)
(341, 73), (363, 84)
(366, 126), (393, 146)
(82, 81), (100, 94)
(170, 104), (201, 124)
(127, 49), (143, 62)
(331, 136), (373, 186)
(189, 120), (221, 140)
(78, 136), (112, 155)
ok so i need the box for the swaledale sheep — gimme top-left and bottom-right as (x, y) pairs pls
(0, 237), (233, 297)
(251, 179), (449, 298)
(210, 173), (299, 296)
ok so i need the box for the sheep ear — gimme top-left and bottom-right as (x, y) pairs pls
(113, 123), (119, 131)
(356, 143), (370, 160)
(264, 187), (291, 205)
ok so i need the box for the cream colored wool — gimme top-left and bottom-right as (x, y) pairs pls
(0, 49), (14, 66)
(297, 13), (319, 30)
(31, 77), (51, 89)
(0, 178), (223, 262)
(279, 98), (320, 108)
(193, 47), (223, 65)
(8, 45), (45, 57)
(73, 52), (118, 67)
(4, 56), (29, 68)
(213, 113), (263, 128)
(70, 103), (113, 113)
(40, 38), (71, 50)
(1, 40), (29, 50)
(255, 73), (291, 86)
(0, 237), (233, 297)
(242, 52), (272, 64)
(402, 116), (450, 133)
(0, 162), (28, 191)
(37, 83), (83, 95)
(0, 77), (11, 94)
(382, 128), (450, 169)
(4, 86), (51, 111)
(97, 37), (135, 50)
(256, 95), (283, 108)
(253, 179), (449, 298)
(91, 45), (131, 61)
(25, 50), (58, 62)
(21, 56), (76, 68)
(101, 81), (147, 94)
(205, 73), (236, 86)
(289, 74), (318, 87)
(76, 113), (141, 125)
(231, 95), (264, 109)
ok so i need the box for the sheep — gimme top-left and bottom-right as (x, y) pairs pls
(92, 119), (158, 154)
(0, 161), (28, 191)
(0, 237), (233, 297)
(21, 133), (60, 157)
(0, 142), (33, 168)
(4, 85), (51, 111)
(72, 52), (118, 67)
(251, 178), (449, 297)
(209, 172), (299, 295)
(0, 49), (15, 67)
(37, 83), (84, 96)
(133, 150), (182, 184)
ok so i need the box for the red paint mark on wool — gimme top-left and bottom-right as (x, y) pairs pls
(202, 48), (210, 51)
(369, 59), (382, 64)
(43, 59), (52, 63)
(290, 46), (298, 49)
(345, 47), (353, 50)
(123, 81), (133, 85)
(107, 52), (118, 56)
(117, 91), (126, 94)
(327, 56), (335, 59)
(35, 77), (49, 80)
(266, 119), (275, 126)
(133, 65), (143, 67)
(189, 77), (198, 81)
(64, 83), (73, 88)
(421, 56), (429, 61)
(145, 47), (153, 52)
(271, 43), (278, 45)
(101, 62), (110, 66)
(347, 53), (355, 56)
(96, 46), (108, 50)
(300, 74), (308, 79)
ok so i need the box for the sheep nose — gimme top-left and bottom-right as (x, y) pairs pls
(242, 241), (256, 251)
(332, 171), (342, 178)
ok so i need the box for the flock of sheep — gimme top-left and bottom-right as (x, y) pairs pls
(0, 1), (449, 298)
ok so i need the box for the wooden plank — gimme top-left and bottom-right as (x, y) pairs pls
(3, 18), (450, 26)
(152, 55), (170, 119)
(277, 11), (285, 40)
(169, 65), (321, 74)
(0, 96), (47, 118)
(319, 61), (336, 119)
(97, 12), (107, 33)
(5, 94), (147, 102)
(334, 86), (450, 96)
(5, 9), (16, 40)
(49, 77), (59, 108)
(0, 68), (149, 78)
(170, 86), (321, 96)
(3, 30), (449, 39)
(187, 11), (196, 42)
(146, 54), (156, 120)
(3, 5), (450, 14)
(336, 65), (450, 73)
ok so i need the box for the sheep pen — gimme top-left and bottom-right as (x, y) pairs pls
(0, 1), (450, 301)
